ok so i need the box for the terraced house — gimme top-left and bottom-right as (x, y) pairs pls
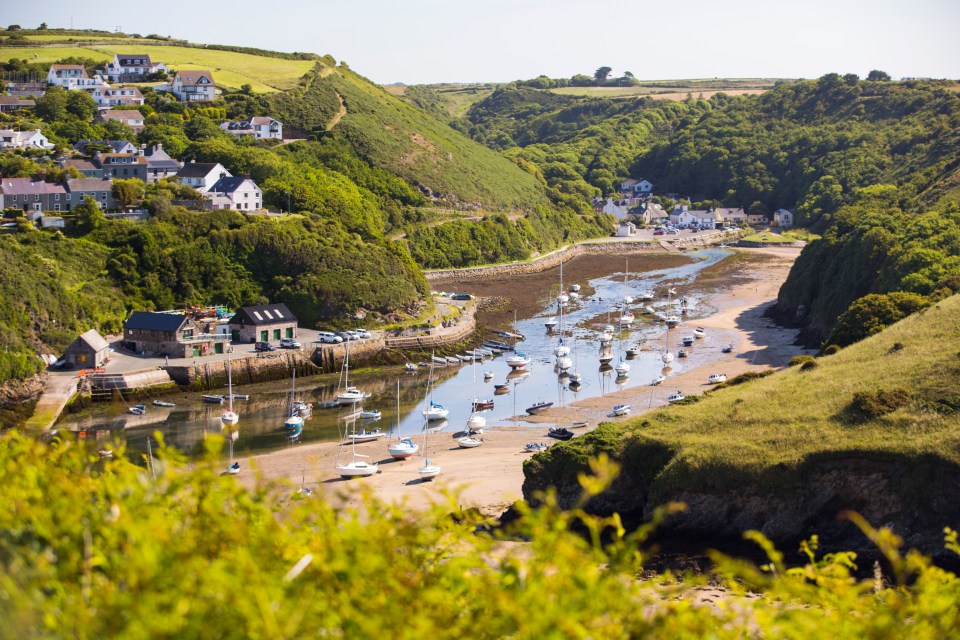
(0, 178), (67, 214)
(65, 178), (116, 211)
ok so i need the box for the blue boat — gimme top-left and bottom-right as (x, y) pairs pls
(287, 424), (303, 440)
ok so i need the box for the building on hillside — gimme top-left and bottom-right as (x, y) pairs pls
(123, 311), (229, 358)
(0, 178), (67, 213)
(5, 81), (46, 98)
(170, 70), (216, 102)
(773, 208), (794, 228)
(88, 86), (145, 108)
(74, 140), (139, 155)
(103, 54), (167, 83)
(616, 221), (637, 237)
(220, 116), (283, 140)
(97, 109), (145, 132)
(206, 176), (262, 211)
(177, 162), (231, 192)
(228, 303), (298, 343)
(620, 178), (653, 195)
(46, 64), (107, 90)
(0, 96), (36, 112)
(66, 178), (116, 211)
(0, 129), (54, 150)
(91, 152), (148, 181)
(669, 205), (720, 229)
(715, 207), (746, 225)
(143, 144), (183, 183)
(61, 329), (110, 369)
(747, 212), (769, 225)
(59, 157), (103, 178)
(595, 197), (633, 220)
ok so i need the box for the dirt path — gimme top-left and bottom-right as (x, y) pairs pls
(326, 91), (347, 131)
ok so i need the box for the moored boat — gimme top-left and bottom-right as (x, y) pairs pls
(682, 336), (695, 347)
(525, 442), (549, 452)
(651, 375), (666, 386)
(201, 394), (224, 404)
(693, 327), (706, 339)
(667, 392), (686, 403)
(152, 400), (176, 407)
(525, 401), (553, 415)
(708, 373), (727, 384)
(611, 404), (631, 416)
(722, 343), (734, 353)
(423, 400), (449, 421)
(547, 427), (574, 441)
(360, 409), (382, 420)
(457, 435), (483, 448)
(128, 404), (146, 416)
(225, 462), (240, 475)
(506, 352), (531, 370)
(347, 428), (387, 443)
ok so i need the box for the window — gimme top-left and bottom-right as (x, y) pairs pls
(182, 329), (194, 340)
(54, 204), (60, 211)
(55, 193), (60, 201)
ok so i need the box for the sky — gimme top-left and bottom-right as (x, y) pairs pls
(6, 0), (960, 84)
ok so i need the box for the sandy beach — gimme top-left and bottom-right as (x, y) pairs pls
(239, 247), (812, 515)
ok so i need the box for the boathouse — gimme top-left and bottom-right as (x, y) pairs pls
(61, 329), (110, 369)
(229, 303), (298, 343)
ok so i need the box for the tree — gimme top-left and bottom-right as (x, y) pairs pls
(74, 196), (105, 231)
(6, 24), (21, 31)
(867, 69), (891, 82)
(593, 66), (612, 83)
(35, 86), (68, 121)
(38, 22), (48, 30)
(65, 90), (97, 120)
(112, 178), (146, 209)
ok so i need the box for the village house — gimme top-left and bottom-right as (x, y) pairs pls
(669, 205), (720, 229)
(773, 208), (794, 228)
(96, 109), (145, 132)
(220, 116), (284, 140)
(228, 303), (298, 343)
(88, 86), (145, 108)
(747, 212), (769, 226)
(91, 151), (148, 181)
(616, 221), (637, 237)
(66, 177), (116, 211)
(61, 329), (110, 369)
(0, 178), (67, 214)
(59, 157), (102, 178)
(715, 207), (747, 225)
(0, 129), (54, 150)
(46, 64), (107, 90)
(619, 178), (654, 196)
(142, 144), (183, 182)
(594, 197), (633, 220)
(74, 140), (139, 155)
(0, 96), (35, 113)
(5, 81), (46, 98)
(206, 176), (262, 211)
(177, 162), (231, 192)
(123, 311), (229, 358)
(170, 70), (216, 102)
(103, 54), (167, 83)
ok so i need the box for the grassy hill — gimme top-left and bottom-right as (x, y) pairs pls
(524, 294), (960, 555)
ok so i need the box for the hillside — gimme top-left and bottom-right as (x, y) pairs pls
(523, 293), (960, 558)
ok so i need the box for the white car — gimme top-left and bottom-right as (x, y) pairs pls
(352, 329), (371, 339)
(317, 331), (343, 344)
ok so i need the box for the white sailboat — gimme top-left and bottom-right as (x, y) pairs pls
(220, 355), (238, 425)
(387, 380), (419, 459)
(619, 259), (635, 326)
(336, 341), (369, 405)
(422, 351), (450, 420)
(336, 408), (379, 479)
(567, 336), (582, 385)
(466, 357), (486, 434)
(614, 331), (630, 377)
(283, 369), (304, 430)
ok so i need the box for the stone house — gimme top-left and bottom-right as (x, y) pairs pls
(66, 178), (116, 211)
(229, 303), (298, 343)
(143, 144), (183, 182)
(91, 152), (148, 181)
(61, 329), (110, 369)
(123, 311), (229, 358)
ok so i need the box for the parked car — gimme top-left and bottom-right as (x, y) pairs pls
(653, 230), (665, 236)
(255, 342), (276, 352)
(451, 293), (472, 301)
(352, 329), (371, 339)
(337, 331), (359, 341)
(279, 338), (302, 349)
(317, 331), (343, 344)
(666, 228), (679, 234)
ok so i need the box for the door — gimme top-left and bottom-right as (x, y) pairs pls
(192, 346), (201, 357)
(260, 330), (268, 342)
(285, 327), (293, 339)
(231, 330), (240, 342)
(214, 343), (224, 354)
(273, 329), (281, 340)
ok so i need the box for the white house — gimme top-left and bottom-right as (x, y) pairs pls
(715, 207), (746, 225)
(176, 162), (231, 192)
(103, 54), (167, 83)
(773, 209), (794, 228)
(171, 70), (216, 102)
(47, 64), (107, 90)
(88, 86), (145, 108)
(0, 129), (54, 150)
(206, 176), (262, 211)
(97, 109), (145, 132)
(619, 178), (653, 195)
(669, 205), (720, 229)
(598, 197), (633, 220)
(616, 221), (637, 237)
(220, 116), (283, 140)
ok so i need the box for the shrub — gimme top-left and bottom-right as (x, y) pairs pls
(789, 355), (816, 367)
(850, 387), (912, 420)
(799, 360), (819, 372)
(821, 344), (841, 355)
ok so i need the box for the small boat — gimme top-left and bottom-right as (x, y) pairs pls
(472, 399), (495, 411)
(665, 316), (681, 328)
(445, 356), (461, 364)
(611, 404), (631, 416)
(571, 421), (589, 429)
(544, 317), (558, 331)
(638, 290), (655, 301)
(693, 327), (706, 339)
(457, 435), (483, 449)
(678, 349), (688, 358)
(293, 401), (313, 414)
(619, 312), (635, 326)
(651, 375), (666, 386)
(419, 458), (442, 480)
(202, 395), (224, 404)
(347, 428), (387, 443)
(387, 438), (419, 460)
(506, 352), (531, 370)
(722, 344), (735, 353)
(556, 356), (573, 371)
(226, 394), (249, 401)
(431, 355), (448, 365)
(360, 410), (382, 420)
(423, 401), (449, 421)
(152, 400), (176, 407)
(404, 363), (419, 372)
(526, 401), (553, 415)
(682, 336), (695, 347)
(287, 424), (303, 440)
(708, 373), (727, 384)
(569, 284), (581, 292)
(598, 353), (614, 364)
(128, 404), (146, 416)
(284, 415), (304, 430)
(337, 458), (378, 478)
(626, 344), (641, 357)
(644, 305), (655, 315)
(615, 362), (630, 376)
(483, 371), (494, 380)
(493, 383), (510, 391)
(98, 449), (113, 459)
(667, 392), (686, 403)
(662, 352), (674, 364)
(525, 442), (549, 452)
(547, 427), (574, 441)
(225, 462), (240, 475)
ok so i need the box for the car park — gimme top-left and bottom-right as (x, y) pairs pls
(317, 331), (343, 344)
(255, 342), (276, 352)
(279, 338), (302, 349)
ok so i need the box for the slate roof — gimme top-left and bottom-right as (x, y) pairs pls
(66, 178), (114, 192)
(74, 140), (138, 154)
(77, 329), (110, 352)
(0, 96), (35, 107)
(124, 311), (190, 333)
(116, 55), (153, 67)
(229, 303), (296, 327)
(0, 178), (66, 196)
(209, 176), (257, 194)
(175, 70), (214, 86)
(177, 162), (227, 179)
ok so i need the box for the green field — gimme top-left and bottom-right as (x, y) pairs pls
(741, 231), (796, 243)
(0, 44), (318, 92)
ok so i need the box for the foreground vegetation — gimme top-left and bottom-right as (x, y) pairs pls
(0, 433), (957, 638)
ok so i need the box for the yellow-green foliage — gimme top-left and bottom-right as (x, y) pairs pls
(617, 294), (960, 497)
(0, 437), (958, 638)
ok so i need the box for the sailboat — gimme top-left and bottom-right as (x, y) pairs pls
(619, 258), (635, 326)
(614, 330), (630, 377)
(466, 357), (487, 434)
(567, 336), (582, 386)
(387, 380), (419, 460)
(336, 341), (369, 405)
(422, 351), (450, 421)
(664, 288), (681, 328)
(336, 408), (379, 479)
(221, 356), (239, 425)
(283, 369), (304, 430)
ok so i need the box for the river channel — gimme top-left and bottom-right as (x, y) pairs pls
(59, 248), (736, 459)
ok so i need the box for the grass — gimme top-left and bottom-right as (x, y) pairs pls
(741, 231), (796, 243)
(0, 44), (317, 92)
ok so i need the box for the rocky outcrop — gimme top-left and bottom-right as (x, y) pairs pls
(523, 440), (960, 561)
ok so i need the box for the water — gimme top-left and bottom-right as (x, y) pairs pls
(60, 248), (733, 458)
